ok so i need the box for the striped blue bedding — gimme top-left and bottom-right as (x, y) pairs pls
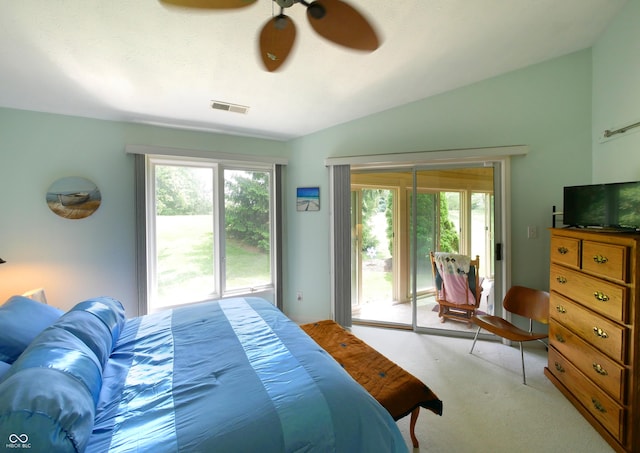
(0, 296), (407, 452)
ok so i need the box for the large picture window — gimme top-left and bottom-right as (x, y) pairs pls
(142, 154), (280, 312)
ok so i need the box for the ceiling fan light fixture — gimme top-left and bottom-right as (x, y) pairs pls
(274, 14), (290, 30)
(307, 2), (325, 20)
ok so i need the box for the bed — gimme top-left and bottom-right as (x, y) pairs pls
(0, 296), (408, 453)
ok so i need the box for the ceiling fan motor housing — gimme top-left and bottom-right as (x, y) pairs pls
(274, 0), (295, 8)
(274, 0), (325, 19)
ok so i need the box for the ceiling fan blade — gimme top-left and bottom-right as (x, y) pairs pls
(306, 0), (379, 51)
(159, 0), (257, 9)
(259, 15), (297, 72)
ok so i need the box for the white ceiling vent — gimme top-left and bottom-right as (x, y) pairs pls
(211, 101), (249, 114)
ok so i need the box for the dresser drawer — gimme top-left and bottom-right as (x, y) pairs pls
(549, 320), (626, 401)
(550, 263), (628, 323)
(550, 292), (627, 363)
(582, 241), (628, 283)
(549, 347), (625, 442)
(550, 236), (581, 267)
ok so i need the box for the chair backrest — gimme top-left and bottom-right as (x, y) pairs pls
(503, 285), (550, 325)
(429, 252), (481, 306)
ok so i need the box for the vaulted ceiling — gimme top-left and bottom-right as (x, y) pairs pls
(0, 1), (627, 141)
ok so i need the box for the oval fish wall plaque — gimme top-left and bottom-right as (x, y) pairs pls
(46, 176), (101, 219)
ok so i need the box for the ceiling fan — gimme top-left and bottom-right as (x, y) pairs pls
(159, 0), (380, 71)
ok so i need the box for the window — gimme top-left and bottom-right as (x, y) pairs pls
(142, 155), (280, 312)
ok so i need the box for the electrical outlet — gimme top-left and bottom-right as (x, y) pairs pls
(527, 225), (538, 239)
(296, 291), (303, 302)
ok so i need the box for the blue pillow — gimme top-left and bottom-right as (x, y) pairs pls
(0, 330), (101, 453)
(54, 297), (125, 367)
(0, 361), (10, 379)
(0, 296), (64, 364)
(0, 297), (126, 453)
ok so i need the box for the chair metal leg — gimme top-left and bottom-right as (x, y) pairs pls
(519, 341), (526, 385)
(537, 338), (548, 350)
(470, 326), (481, 354)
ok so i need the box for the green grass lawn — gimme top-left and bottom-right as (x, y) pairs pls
(361, 266), (392, 303)
(156, 215), (270, 302)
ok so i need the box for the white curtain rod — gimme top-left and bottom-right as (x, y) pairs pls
(604, 121), (640, 138)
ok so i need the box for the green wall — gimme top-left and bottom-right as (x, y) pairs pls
(0, 109), (289, 313)
(592, 0), (640, 182)
(284, 50), (593, 322)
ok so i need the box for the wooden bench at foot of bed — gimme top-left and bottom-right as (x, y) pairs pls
(300, 320), (443, 448)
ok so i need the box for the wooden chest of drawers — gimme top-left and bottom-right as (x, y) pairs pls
(545, 229), (640, 452)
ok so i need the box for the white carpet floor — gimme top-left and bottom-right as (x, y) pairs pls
(350, 325), (615, 453)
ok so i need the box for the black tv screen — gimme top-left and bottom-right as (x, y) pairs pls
(563, 181), (640, 230)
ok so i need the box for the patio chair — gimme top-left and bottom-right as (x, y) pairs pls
(429, 251), (482, 325)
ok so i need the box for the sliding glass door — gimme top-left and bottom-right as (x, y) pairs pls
(350, 165), (498, 333)
(351, 187), (399, 323)
(413, 167), (495, 330)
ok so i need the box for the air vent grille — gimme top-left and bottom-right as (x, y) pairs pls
(211, 101), (249, 114)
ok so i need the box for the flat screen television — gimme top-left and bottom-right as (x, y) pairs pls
(563, 181), (640, 231)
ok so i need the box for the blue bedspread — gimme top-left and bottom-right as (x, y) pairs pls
(86, 297), (407, 452)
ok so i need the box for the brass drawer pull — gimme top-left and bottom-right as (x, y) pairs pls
(554, 334), (565, 343)
(592, 363), (608, 376)
(555, 305), (567, 314)
(591, 397), (607, 413)
(593, 291), (610, 302)
(556, 276), (567, 284)
(554, 362), (565, 373)
(592, 255), (609, 264)
(558, 247), (569, 255)
(593, 327), (609, 339)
